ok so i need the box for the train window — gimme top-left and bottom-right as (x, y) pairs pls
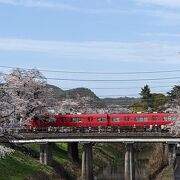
(135, 117), (148, 122)
(111, 117), (120, 122)
(97, 118), (106, 122)
(124, 116), (130, 121)
(88, 117), (93, 122)
(77, 118), (82, 122)
(143, 117), (148, 121)
(70, 117), (82, 122)
(163, 116), (174, 121)
(152, 116), (158, 120)
(61, 117), (66, 123)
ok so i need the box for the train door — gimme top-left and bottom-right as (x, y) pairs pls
(123, 115), (131, 127)
(87, 116), (94, 127)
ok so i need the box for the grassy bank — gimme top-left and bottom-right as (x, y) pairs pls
(0, 143), (125, 180)
(0, 142), (171, 179)
(155, 165), (174, 180)
(0, 150), (54, 180)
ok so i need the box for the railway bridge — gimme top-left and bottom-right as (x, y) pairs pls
(3, 132), (180, 180)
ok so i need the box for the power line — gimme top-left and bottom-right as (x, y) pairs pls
(1, 65), (180, 75)
(62, 85), (174, 90)
(0, 85), (174, 91)
(1, 66), (180, 82)
(46, 76), (180, 82)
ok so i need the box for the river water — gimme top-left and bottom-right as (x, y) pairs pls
(96, 160), (149, 180)
(95, 164), (124, 180)
(175, 156), (180, 180)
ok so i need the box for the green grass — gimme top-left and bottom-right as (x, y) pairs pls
(26, 143), (39, 153)
(49, 143), (80, 180)
(27, 143), (79, 179)
(0, 151), (54, 180)
(155, 165), (174, 180)
(52, 143), (69, 164)
(56, 143), (68, 151)
(93, 143), (125, 174)
(0, 143), (77, 180)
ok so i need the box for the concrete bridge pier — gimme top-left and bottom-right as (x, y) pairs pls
(40, 143), (52, 165)
(81, 143), (94, 180)
(168, 143), (176, 166)
(124, 143), (135, 180)
(68, 142), (79, 162)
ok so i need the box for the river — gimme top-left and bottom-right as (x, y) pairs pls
(96, 159), (149, 180)
(175, 155), (180, 180)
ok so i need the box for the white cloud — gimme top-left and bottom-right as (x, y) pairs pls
(136, 0), (180, 25)
(0, 38), (179, 64)
(142, 33), (180, 38)
(147, 10), (180, 26)
(1, 0), (180, 26)
(105, 0), (113, 5)
(0, 0), (129, 14)
(1, 0), (180, 25)
(137, 0), (180, 8)
(0, 0), (84, 11)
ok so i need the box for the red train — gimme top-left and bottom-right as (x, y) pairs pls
(28, 112), (175, 132)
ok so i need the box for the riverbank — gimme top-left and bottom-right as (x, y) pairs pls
(0, 142), (173, 179)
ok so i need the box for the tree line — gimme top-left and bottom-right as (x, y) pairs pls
(130, 84), (180, 113)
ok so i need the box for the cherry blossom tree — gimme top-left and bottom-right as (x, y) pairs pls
(0, 73), (16, 157)
(0, 145), (15, 158)
(1, 68), (58, 127)
(166, 104), (180, 135)
(0, 73), (13, 121)
(166, 85), (180, 135)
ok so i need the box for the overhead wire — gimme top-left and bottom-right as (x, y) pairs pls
(0, 65), (179, 97)
(0, 65), (180, 82)
(0, 85), (174, 90)
(0, 65), (180, 75)
(45, 76), (180, 82)
(62, 85), (174, 90)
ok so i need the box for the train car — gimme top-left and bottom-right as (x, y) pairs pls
(56, 113), (108, 127)
(27, 112), (175, 132)
(28, 113), (109, 132)
(109, 112), (174, 131)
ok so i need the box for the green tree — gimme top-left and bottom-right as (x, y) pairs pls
(140, 85), (152, 111)
(140, 84), (152, 100)
(130, 101), (148, 112)
(151, 93), (168, 111)
(130, 85), (169, 112)
(167, 85), (180, 100)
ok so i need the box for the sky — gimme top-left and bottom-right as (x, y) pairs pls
(0, 0), (180, 98)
